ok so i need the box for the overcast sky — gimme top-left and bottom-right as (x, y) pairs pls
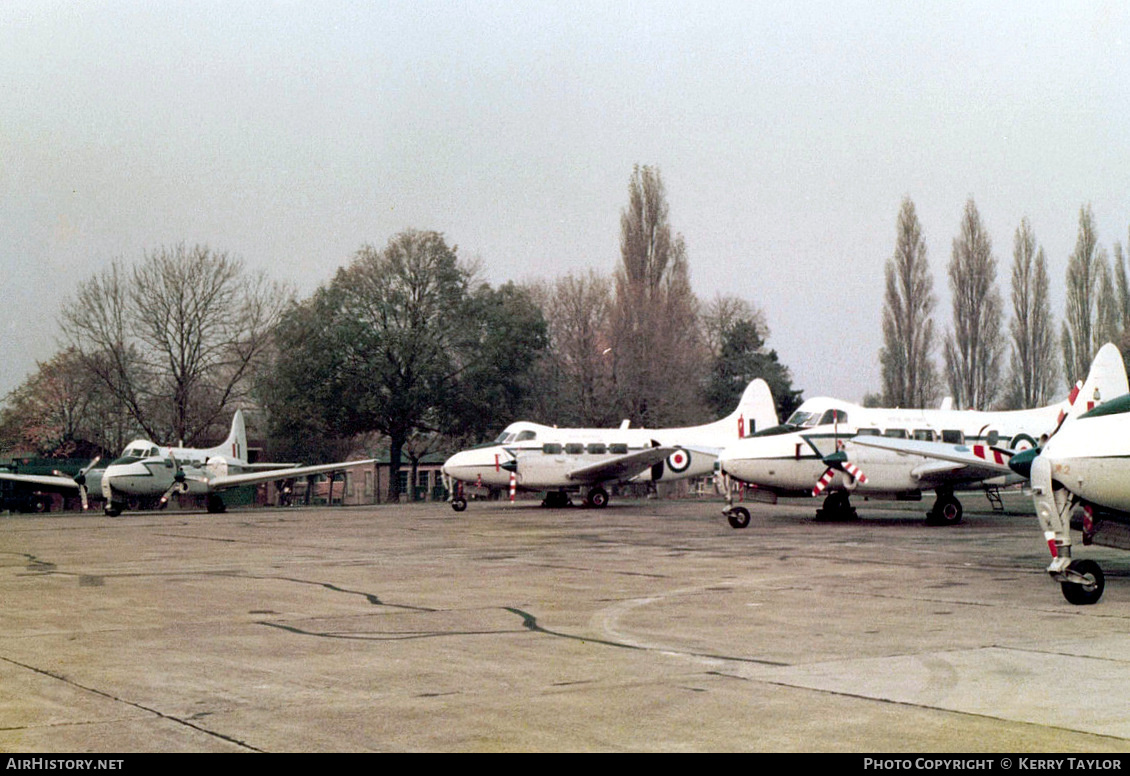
(3, 1), (1128, 411)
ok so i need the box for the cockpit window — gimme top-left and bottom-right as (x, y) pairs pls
(817, 409), (848, 426)
(785, 411), (814, 426)
(493, 432), (514, 444)
(514, 430), (537, 442)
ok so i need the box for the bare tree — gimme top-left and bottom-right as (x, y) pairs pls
(1005, 218), (1058, 408)
(525, 271), (615, 426)
(60, 244), (288, 445)
(702, 294), (768, 359)
(943, 199), (1005, 409)
(880, 197), (938, 407)
(1062, 205), (1109, 384)
(610, 165), (706, 426)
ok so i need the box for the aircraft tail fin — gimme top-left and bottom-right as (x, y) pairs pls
(213, 409), (249, 462)
(728, 378), (778, 439)
(1064, 342), (1128, 425)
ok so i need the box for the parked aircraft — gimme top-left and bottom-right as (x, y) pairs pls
(441, 379), (778, 511)
(716, 348), (1129, 528)
(0, 411), (374, 516)
(857, 344), (1130, 605)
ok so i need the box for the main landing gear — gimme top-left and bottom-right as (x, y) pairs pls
(584, 487), (609, 509)
(814, 491), (858, 521)
(926, 488), (962, 525)
(542, 490), (572, 508)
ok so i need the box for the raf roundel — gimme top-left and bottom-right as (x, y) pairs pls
(666, 448), (691, 473)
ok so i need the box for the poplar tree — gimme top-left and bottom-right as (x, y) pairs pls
(609, 165), (705, 426)
(1062, 205), (1109, 384)
(943, 199), (1004, 409)
(880, 198), (938, 407)
(1005, 218), (1058, 408)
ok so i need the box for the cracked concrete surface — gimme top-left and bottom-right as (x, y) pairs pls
(2, 496), (1130, 752)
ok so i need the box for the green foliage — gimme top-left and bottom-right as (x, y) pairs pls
(705, 318), (802, 421)
(261, 230), (548, 499)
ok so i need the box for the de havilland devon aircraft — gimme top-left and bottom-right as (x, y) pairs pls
(0, 410), (374, 516)
(716, 345), (1130, 528)
(441, 379), (778, 511)
(859, 343), (1130, 605)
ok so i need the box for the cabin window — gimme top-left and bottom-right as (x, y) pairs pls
(941, 430), (964, 444)
(542, 443), (562, 455)
(884, 428), (908, 439)
(985, 430), (1000, 445)
(514, 430), (537, 442)
(564, 443), (584, 455)
(586, 443), (607, 454)
(913, 429), (936, 442)
(609, 443), (629, 455)
(856, 428), (880, 436)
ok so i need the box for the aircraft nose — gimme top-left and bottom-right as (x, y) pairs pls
(442, 451), (474, 480)
(1008, 447), (1040, 479)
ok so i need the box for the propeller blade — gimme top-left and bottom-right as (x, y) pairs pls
(841, 460), (868, 485)
(812, 467), (836, 497)
(68, 456), (102, 511)
(812, 447), (869, 497)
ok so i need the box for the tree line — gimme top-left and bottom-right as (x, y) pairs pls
(6, 173), (1125, 498)
(0, 166), (801, 501)
(880, 198), (1130, 411)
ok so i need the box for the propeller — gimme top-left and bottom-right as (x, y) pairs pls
(158, 451), (189, 508)
(1005, 379), (1085, 480)
(55, 456), (101, 511)
(812, 449), (868, 497)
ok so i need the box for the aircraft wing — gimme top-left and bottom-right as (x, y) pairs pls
(852, 436), (1017, 483)
(0, 472), (81, 491)
(564, 447), (678, 484)
(205, 459), (380, 491)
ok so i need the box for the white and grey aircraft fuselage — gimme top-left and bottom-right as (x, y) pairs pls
(442, 379), (777, 511)
(718, 395), (1082, 525)
(1, 410), (374, 516)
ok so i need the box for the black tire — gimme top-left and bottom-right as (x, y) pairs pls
(727, 506), (751, 529)
(451, 498), (467, 512)
(207, 495), (227, 514)
(105, 503), (122, 517)
(1061, 559), (1105, 605)
(587, 488), (609, 509)
(930, 497), (962, 526)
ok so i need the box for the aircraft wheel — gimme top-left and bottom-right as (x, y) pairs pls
(104, 503), (122, 517)
(927, 495), (962, 525)
(31, 496), (50, 513)
(1061, 559), (1105, 605)
(451, 498), (467, 512)
(207, 495), (227, 514)
(586, 487), (609, 509)
(726, 506), (751, 529)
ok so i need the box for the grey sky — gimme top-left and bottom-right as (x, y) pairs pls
(3, 1), (1128, 408)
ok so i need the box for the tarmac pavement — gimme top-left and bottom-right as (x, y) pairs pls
(2, 492), (1129, 752)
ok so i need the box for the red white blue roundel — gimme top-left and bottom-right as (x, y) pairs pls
(666, 448), (691, 473)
